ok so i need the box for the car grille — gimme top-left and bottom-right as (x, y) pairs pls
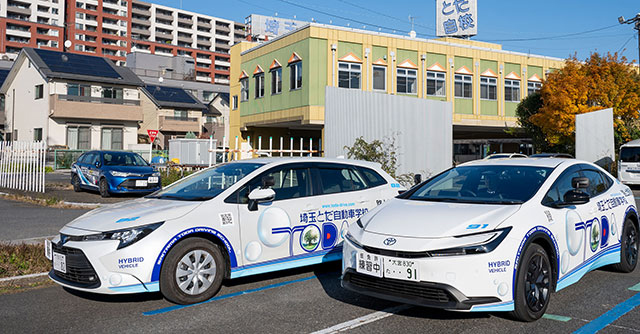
(118, 178), (159, 190)
(362, 245), (431, 259)
(52, 243), (100, 288)
(344, 271), (452, 303)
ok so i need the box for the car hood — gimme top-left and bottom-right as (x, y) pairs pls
(62, 198), (201, 233)
(103, 165), (155, 174)
(362, 198), (520, 238)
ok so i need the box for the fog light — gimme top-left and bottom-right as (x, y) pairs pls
(109, 274), (122, 286)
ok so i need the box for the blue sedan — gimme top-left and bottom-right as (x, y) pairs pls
(71, 151), (161, 197)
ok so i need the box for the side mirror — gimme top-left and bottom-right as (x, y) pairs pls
(94, 161), (101, 168)
(248, 188), (275, 211)
(562, 189), (590, 206)
(413, 174), (422, 186)
(261, 176), (275, 189)
(572, 177), (589, 189)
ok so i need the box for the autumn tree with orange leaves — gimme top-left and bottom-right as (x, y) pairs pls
(526, 52), (640, 153)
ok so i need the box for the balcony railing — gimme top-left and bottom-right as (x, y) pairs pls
(58, 94), (140, 106)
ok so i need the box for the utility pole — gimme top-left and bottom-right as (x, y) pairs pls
(618, 14), (640, 66)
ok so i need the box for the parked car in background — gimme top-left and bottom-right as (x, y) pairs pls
(50, 158), (404, 304)
(619, 139), (640, 185)
(484, 153), (528, 160)
(342, 158), (638, 321)
(530, 153), (574, 158)
(71, 151), (161, 197)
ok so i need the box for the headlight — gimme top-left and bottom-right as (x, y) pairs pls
(429, 227), (512, 256)
(344, 231), (362, 248)
(77, 222), (164, 249)
(110, 171), (131, 177)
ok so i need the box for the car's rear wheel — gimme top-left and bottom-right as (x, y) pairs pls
(71, 174), (82, 192)
(99, 178), (111, 197)
(613, 218), (638, 273)
(160, 238), (225, 305)
(512, 243), (551, 322)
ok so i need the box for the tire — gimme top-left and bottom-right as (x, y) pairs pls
(613, 219), (638, 273)
(160, 237), (225, 305)
(511, 243), (551, 322)
(71, 174), (82, 192)
(99, 178), (111, 198)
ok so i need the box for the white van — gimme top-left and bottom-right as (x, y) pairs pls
(618, 139), (640, 185)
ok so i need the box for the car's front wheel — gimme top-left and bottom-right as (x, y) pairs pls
(71, 174), (82, 192)
(160, 237), (225, 305)
(99, 178), (111, 197)
(512, 243), (551, 322)
(613, 218), (638, 273)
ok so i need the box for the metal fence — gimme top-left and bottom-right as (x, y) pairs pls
(206, 135), (322, 167)
(0, 141), (47, 193)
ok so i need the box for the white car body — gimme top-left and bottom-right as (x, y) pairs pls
(618, 139), (640, 185)
(342, 158), (637, 315)
(46, 158), (404, 297)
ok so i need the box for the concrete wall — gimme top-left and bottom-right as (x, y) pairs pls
(325, 86), (452, 177)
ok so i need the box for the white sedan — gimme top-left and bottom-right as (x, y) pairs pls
(342, 158), (638, 321)
(45, 158), (404, 304)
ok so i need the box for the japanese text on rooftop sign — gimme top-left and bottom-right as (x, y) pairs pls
(436, 0), (477, 37)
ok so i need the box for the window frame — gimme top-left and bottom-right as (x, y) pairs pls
(527, 81), (542, 96)
(426, 71), (446, 97)
(240, 78), (249, 101)
(35, 84), (44, 100)
(454, 74), (472, 99)
(66, 125), (91, 150)
(480, 76), (497, 100)
(505, 79), (521, 102)
(372, 65), (386, 91)
(254, 73), (264, 99)
(271, 67), (282, 95)
(337, 61), (361, 89)
(289, 61), (302, 91)
(100, 127), (124, 150)
(396, 68), (417, 94)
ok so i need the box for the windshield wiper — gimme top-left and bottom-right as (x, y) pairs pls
(148, 194), (214, 201)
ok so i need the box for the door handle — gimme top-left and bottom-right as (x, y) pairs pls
(303, 204), (319, 212)
(357, 197), (368, 204)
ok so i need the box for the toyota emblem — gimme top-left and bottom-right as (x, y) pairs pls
(383, 237), (397, 246)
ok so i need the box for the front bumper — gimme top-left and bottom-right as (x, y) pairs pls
(48, 235), (159, 294)
(107, 176), (161, 193)
(341, 236), (516, 311)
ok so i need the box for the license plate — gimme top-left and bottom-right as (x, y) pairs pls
(148, 176), (158, 184)
(53, 252), (66, 273)
(384, 258), (420, 282)
(356, 251), (383, 278)
(135, 180), (148, 187)
(44, 239), (52, 261)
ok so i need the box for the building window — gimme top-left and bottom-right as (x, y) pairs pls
(102, 87), (123, 99)
(254, 73), (264, 98)
(34, 128), (43, 141)
(232, 95), (238, 110)
(67, 126), (91, 150)
(372, 65), (386, 91)
(480, 77), (497, 100)
(289, 61), (302, 90)
(202, 90), (214, 102)
(396, 68), (417, 94)
(67, 83), (91, 96)
(271, 67), (282, 95)
(426, 71), (446, 97)
(338, 62), (361, 89)
(174, 110), (188, 119)
(528, 82), (542, 95)
(240, 78), (249, 101)
(101, 128), (123, 150)
(35, 84), (44, 99)
(454, 74), (472, 98)
(505, 79), (520, 102)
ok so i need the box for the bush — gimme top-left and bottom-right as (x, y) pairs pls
(0, 243), (50, 278)
(161, 168), (194, 187)
(344, 136), (398, 178)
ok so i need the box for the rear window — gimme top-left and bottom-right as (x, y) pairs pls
(357, 167), (387, 187)
(620, 147), (640, 162)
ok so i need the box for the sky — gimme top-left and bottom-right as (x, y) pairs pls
(151, 0), (640, 64)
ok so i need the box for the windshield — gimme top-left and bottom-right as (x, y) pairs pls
(148, 162), (264, 201)
(407, 165), (553, 204)
(103, 152), (149, 166)
(620, 147), (640, 163)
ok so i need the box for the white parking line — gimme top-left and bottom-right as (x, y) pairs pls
(310, 304), (412, 334)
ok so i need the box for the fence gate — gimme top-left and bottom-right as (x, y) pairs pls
(0, 141), (47, 193)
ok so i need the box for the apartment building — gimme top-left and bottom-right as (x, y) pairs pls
(0, 0), (65, 57)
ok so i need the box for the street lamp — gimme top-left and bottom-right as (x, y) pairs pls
(618, 14), (640, 65)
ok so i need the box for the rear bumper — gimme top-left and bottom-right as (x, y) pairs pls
(341, 269), (500, 310)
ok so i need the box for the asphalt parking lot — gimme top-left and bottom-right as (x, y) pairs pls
(0, 191), (639, 333)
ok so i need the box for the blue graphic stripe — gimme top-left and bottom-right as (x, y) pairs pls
(470, 301), (514, 312)
(230, 250), (341, 279)
(109, 281), (159, 293)
(573, 292), (640, 334)
(557, 244), (620, 285)
(231, 246), (341, 272)
(143, 275), (315, 316)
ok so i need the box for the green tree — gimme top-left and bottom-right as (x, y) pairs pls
(344, 136), (398, 177)
(303, 230), (318, 248)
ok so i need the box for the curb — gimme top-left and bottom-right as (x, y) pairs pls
(0, 272), (49, 283)
(0, 191), (102, 209)
(0, 235), (56, 245)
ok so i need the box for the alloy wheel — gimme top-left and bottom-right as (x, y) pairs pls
(625, 225), (638, 267)
(524, 253), (550, 313)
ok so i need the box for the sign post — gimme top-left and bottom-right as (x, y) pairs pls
(147, 129), (158, 163)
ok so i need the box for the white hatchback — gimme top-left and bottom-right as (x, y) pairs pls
(45, 158), (404, 304)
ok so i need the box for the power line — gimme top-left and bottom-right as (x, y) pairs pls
(336, 0), (436, 34)
(617, 33), (637, 55)
(484, 24), (620, 42)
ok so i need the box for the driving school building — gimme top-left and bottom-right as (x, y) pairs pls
(229, 23), (565, 156)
